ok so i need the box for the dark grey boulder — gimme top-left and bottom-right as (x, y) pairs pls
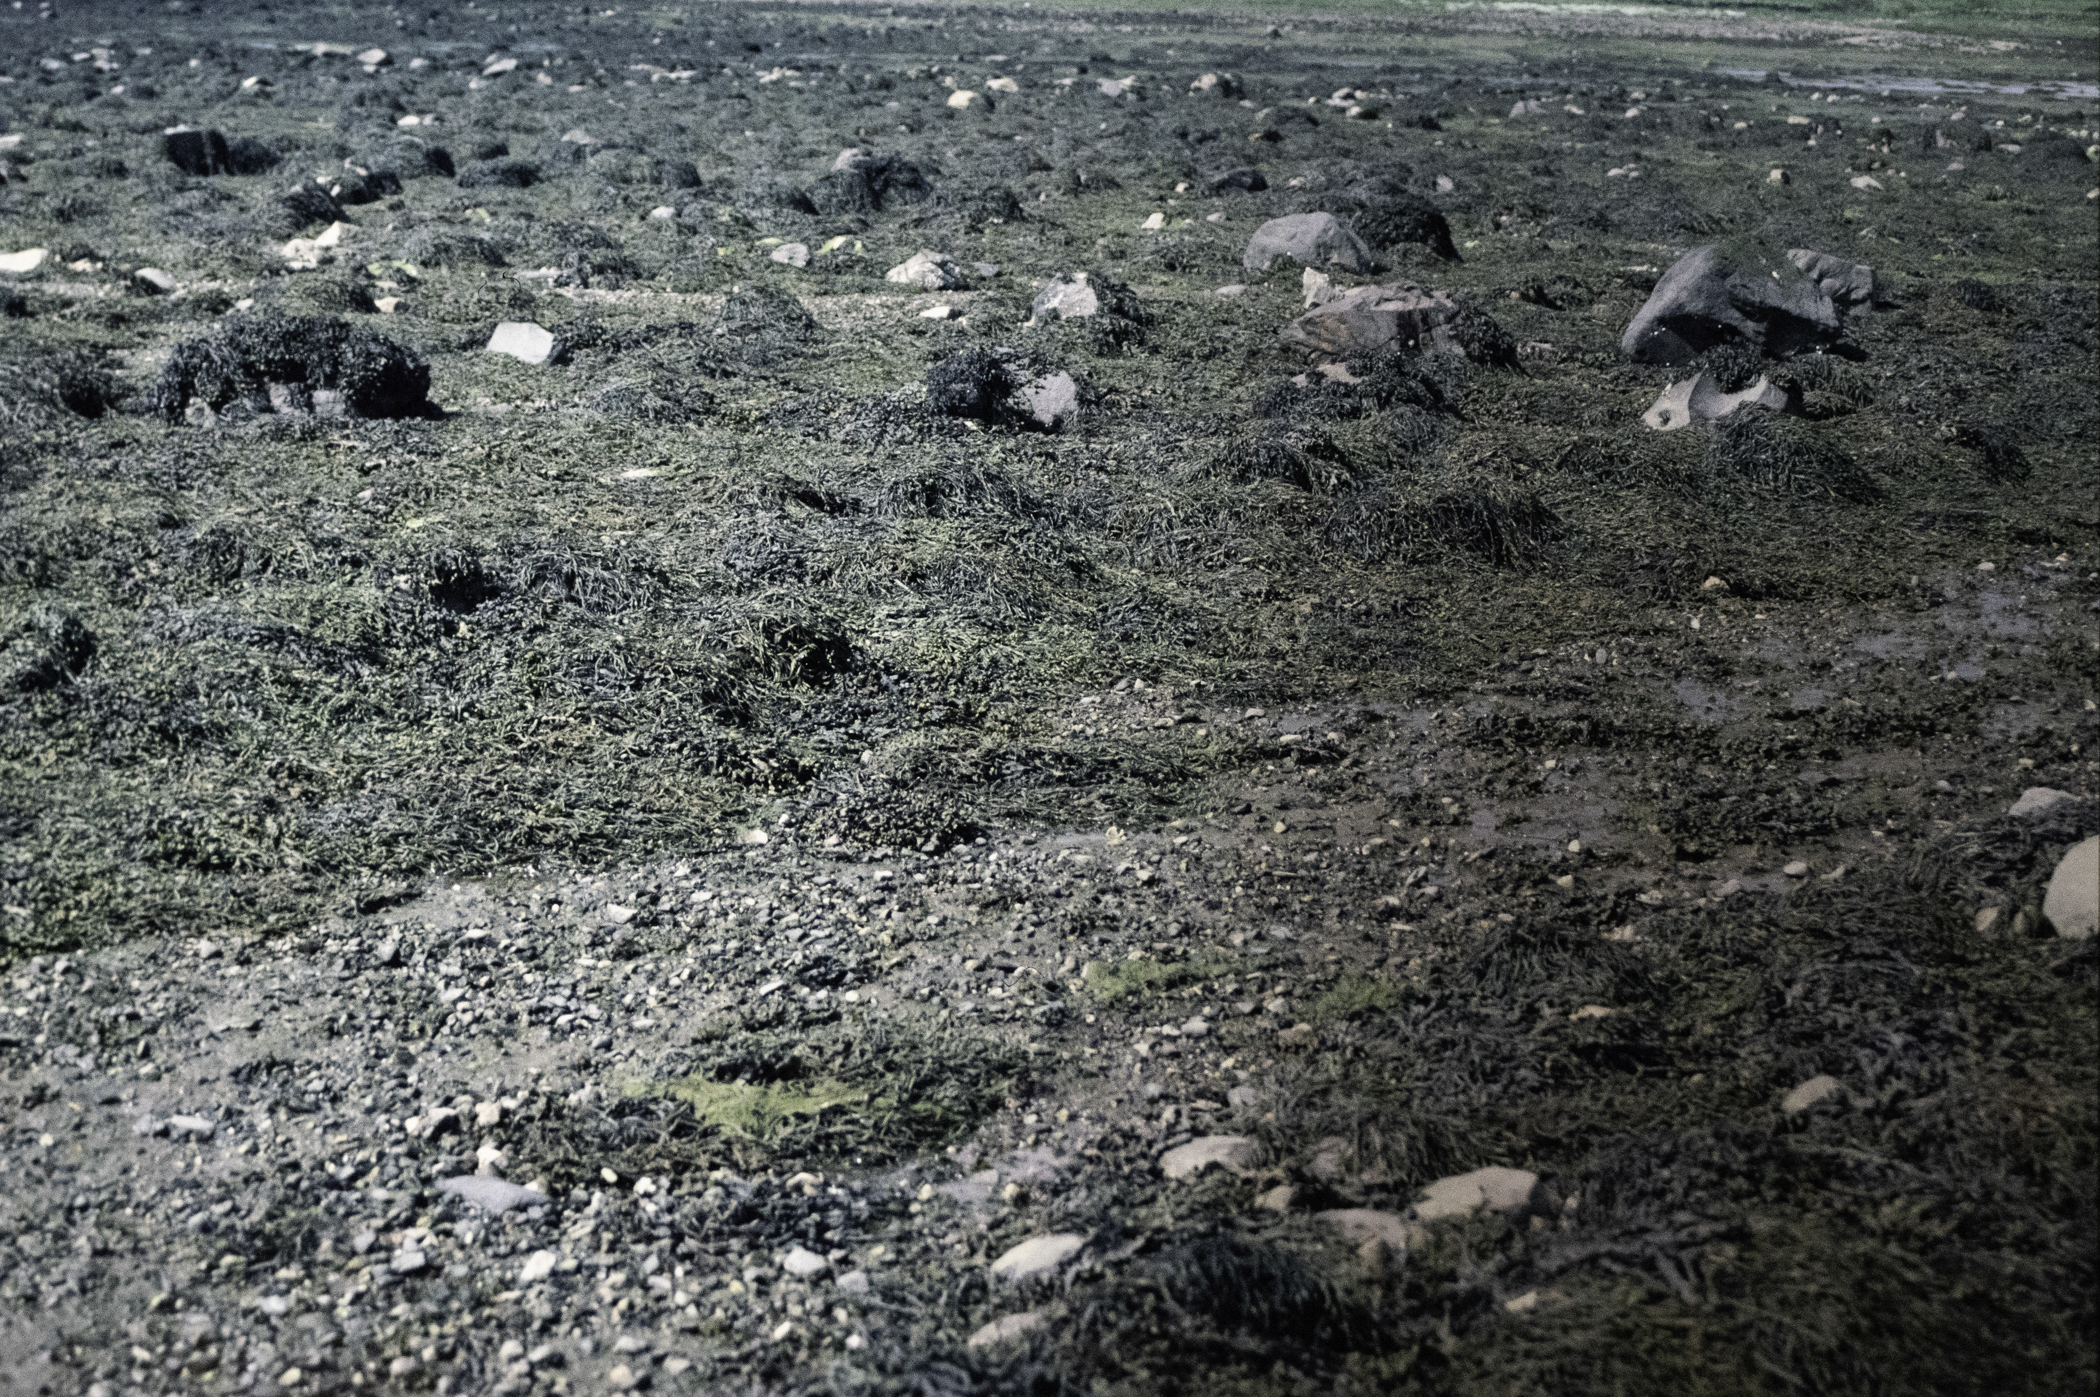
(1243, 212), (1375, 275)
(1621, 244), (1842, 364)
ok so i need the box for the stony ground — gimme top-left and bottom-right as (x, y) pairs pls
(2, 0), (2097, 1394)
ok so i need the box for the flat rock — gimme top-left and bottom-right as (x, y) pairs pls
(990, 1232), (1085, 1282)
(1027, 271), (1100, 323)
(1781, 1074), (1844, 1114)
(1160, 1135), (1260, 1180)
(1019, 371), (1080, 431)
(487, 322), (555, 365)
(435, 1175), (549, 1215)
(834, 1269), (870, 1294)
(1278, 281), (1460, 358)
(166, 1114), (215, 1137)
(1787, 248), (1876, 306)
(0, 247), (50, 275)
(885, 249), (966, 291)
(2008, 787), (2078, 819)
(782, 1246), (828, 1278)
(1621, 244), (1842, 364)
(391, 1249), (427, 1274)
(1413, 1166), (1544, 1221)
(2043, 836), (2098, 939)
(1243, 212), (1375, 275)
(1643, 371), (1792, 431)
(134, 267), (176, 295)
(517, 1249), (559, 1283)
(770, 242), (811, 268)
(967, 1311), (1044, 1349)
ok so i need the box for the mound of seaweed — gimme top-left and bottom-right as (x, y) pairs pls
(1337, 175), (1460, 261)
(1324, 472), (1564, 565)
(808, 151), (937, 216)
(146, 313), (433, 421)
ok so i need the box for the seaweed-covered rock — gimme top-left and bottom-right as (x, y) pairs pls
(226, 136), (281, 176)
(457, 159), (540, 190)
(1207, 166), (1267, 194)
(1622, 243), (1843, 364)
(1243, 213), (1375, 275)
(0, 604), (94, 691)
(885, 250), (966, 291)
(1341, 177), (1458, 261)
(1279, 281), (1461, 358)
(148, 313), (432, 421)
(275, 183), (344, 235)
(162, 128), (231, 176)
(810, 150), (936, 215)
(925, 350), (1014, 420)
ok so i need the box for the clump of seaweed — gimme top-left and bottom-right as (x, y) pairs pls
(146, 313), (433, 421)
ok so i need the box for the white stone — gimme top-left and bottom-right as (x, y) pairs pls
(1302, 268), (1335, 308)
(885, 250), (966, 291)
(518, 1249), (559, 1283)
(1850, 174), (1884, 190)
(374, 296), (402, 314)
(770, 242), (810, 268)
(134, 267), (176, 294)
(356, 48), (389, 66)
(483, 57), (519, 76)
(946, 89), (984, 110)
(1781, 1074), (1843, 1114)
(1159, 1135), (1259, 1180)
(391, 1249), (427, 1274)
(781, 1246), (828, 1279)
(986, 77), (1020, 94)
(2043, 836), (2098, 939)
(1783, 860), (1810, 877)
(2009, 787), (2078, 819)
(166, 1114), (215, 1137)
(1643, 372), (1791, 431)
(990, 1233), (1085, 1282)
(967, 1312), (1043, 1348)
(1027, 271), (1100, 324)
(1142, 211), (1165, 231)
(1436, 175), (1455, 193)
(560, 128), (599, 145)
(487, 322), (555, 365)
(436, 1175), (548, 1215)
(648, 205), (676, 221)
(834, 1269), (870, 1294)
(1413, 1166), (1542, 1221)
(1213, 283), (1248, 297)
(1020, 371), (1080, 431)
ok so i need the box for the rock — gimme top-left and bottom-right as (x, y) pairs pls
(436, 1175), (548, 1215)
(1315, 1208), (1417, 1262)
(355, 47), (390, 67)
(1621, 244), (1842, 364)
(990, 1233), (1086, 1282)
(918, 304), (959, 320)
(770, 242), (811, 268)
(986, 77), (1020, 94)
(1850, 174), (1884, 191)
(1160, 1135), (1260, 1180)
(1242, 212), (1375, 275)
(0, 247), (48, 275)
(1642, 371), (1792, 431)
(1226, 1085), (1260, 1109)
(1413, 1166), (1546, 1221)
(1277, 281), (1460, 358)
(1302, 267), (1336, 308)
(1214, 283), (1248, 297)
(1142, 211), (1166, 231)
(885, 249), (966, 291)
(166, 1114), (215, 1138)
(391, 1249), (427, 1274)
(2008, 787), (2078, 819)
(831, 147), (867, 172)
(1257, 1183), (1297, 1211)
(487, 322), (555, 365)
(134, 267), (176, 295)
(1787, 249), (1876, 306)
(2043, 836), (2098, 939)
(1783, 860), (1810, 877)
(781, 1246), (828, 1278)
(374, 296), (402, 314)
(947, 89), (987, 110)
(835, 1269), (870, 1295)
(1781, 1074), (1843, 1114)
(967, 1311), (1044, 1349)
(1208, 167), (1267, 194)
(1026, 271), (1100, 323)
(1019, 371), (1080, 431)
(1190, 72), (1243, 99)
(518, 1249), (559, 1283)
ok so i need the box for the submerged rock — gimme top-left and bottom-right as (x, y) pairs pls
(1622, 244), (1843, 364)
(1278, 281), (1460, 358)
(1643, 371), (1793, 431)
(2043, 836), (2097, 939)
(1243, 212), (1376, 275)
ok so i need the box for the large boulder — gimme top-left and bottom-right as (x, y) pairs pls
(2043, 836), (2097, 940)
(1621, 244), (1844, 364)
(1243, 212), (1376, 275)
(885, 249), (966, 291)
(1278, 281), (1460, 358)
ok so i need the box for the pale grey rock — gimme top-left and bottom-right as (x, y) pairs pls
(1787, 249), (1876, 306)
(517, 1249), (559, 1283)
(1160, 1135), (1260, 1180)
(166, 1114), (215, 1137)
(1243, 212), (1375, 275)
(134, 267), (176, 295)
(770, 242), (810, 268)
(1621, 244), (1842, 364)
(2008, 787), (2078, 819)
(967, 1311), (1044, 1349)
(487, 322), (555, 365)
(1027, 271), (1100, 323)
(1019, 371), (1080, 431)
(0, 247), (48, 275)
(834, 1269), (870, 1294)
(436, 1175), (549, 1215)
(2043, 836), (2098, 940)
(1413, 1166), (1545, 1221)
(990, 1233), (1085, 1282)
(391, 1249), (428, 1274)
(1781, 1074), (1843, 1114)
(1643, 371), (1792, 431)
(782, 1246), (828, 1278)
(885, 250), (966, 291)
(1278, 281), (1461, 358)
